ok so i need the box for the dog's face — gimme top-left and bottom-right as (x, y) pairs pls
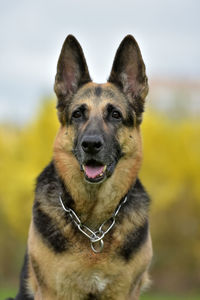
(54, 35), (148, 185)
(67, 83), (132, 183)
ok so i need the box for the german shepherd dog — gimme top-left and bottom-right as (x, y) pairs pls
(9, 35), (152, 300)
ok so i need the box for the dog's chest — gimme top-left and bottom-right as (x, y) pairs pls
(53, 252), (117, 297)
(57, 269), (110, 296)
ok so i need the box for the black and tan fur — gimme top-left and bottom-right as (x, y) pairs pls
(10, 35), (152, 300)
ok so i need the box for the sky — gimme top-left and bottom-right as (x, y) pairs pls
(0, 0), (200, 123)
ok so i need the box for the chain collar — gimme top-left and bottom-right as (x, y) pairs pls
(59, 194), (127, 253)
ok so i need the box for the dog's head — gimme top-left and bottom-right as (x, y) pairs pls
(53, 35), (148, 186)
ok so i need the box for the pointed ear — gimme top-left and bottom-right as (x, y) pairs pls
(54, 35), (91, 116)
(108, 35), (148, 120)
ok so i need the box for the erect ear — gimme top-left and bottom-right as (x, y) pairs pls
(54, 35), (91, 117)
(108, 35), (148, 121)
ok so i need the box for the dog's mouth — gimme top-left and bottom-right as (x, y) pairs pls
(82, 160), (107, 183)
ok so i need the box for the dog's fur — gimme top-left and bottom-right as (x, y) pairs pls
(9, 35), (152, 300)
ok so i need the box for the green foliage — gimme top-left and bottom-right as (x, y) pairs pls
(0, 99), (200, 292)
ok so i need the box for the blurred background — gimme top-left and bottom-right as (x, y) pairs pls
(0, 0), (200, 299)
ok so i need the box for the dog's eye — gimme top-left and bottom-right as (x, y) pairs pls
(111, 110), (122, 120)
(72, 110), (82, 119)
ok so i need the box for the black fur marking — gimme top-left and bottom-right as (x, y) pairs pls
(33, 202), (68, 253)
(95, 86), (102, 97)
(35, 162), (59, 194)
(116, 178), (150, 261)
(11, 252), (33, 300)
(121, 178), (150, 214)
(120, 220), (148, 262)
(86, 293), (99, 300)
(35, 161), (74, 209)
(123, 109), (134, 127)
(36, 161), (61, 186)
(31, 255), (46, 287)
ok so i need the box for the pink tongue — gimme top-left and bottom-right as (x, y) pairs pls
(84, 165), (104, 179)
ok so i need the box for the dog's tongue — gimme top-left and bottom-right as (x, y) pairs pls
(84, 165), (104, 179)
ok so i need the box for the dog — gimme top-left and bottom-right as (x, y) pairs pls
(9, 34), (152, 300)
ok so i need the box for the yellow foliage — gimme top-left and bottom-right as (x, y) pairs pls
(140, 109), (200, 211)
(0, 99), (59, 239)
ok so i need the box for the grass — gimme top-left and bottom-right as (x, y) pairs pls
(0, 288), (17, 299)
(141, 293), (200, 300)
(1, 288), (199, 299)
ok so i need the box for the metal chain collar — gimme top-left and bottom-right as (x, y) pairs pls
(59, 194), (127, 253)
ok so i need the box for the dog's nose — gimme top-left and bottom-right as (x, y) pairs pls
(81, 136), (103, 154)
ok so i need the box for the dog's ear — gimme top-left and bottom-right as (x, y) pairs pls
(54, 35), (91, 119)
(108, 35), (148, 121)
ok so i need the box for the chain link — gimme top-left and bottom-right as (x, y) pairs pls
(59, 194), (127, 253)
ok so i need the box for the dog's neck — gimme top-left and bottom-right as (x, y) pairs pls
(53, 126), (142, 227)
(55, 157), (141, 227)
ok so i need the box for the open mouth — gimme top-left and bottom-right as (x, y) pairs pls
(82, 160), (107, 183)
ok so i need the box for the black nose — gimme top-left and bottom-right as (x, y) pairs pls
(81, 135), (103, 154)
